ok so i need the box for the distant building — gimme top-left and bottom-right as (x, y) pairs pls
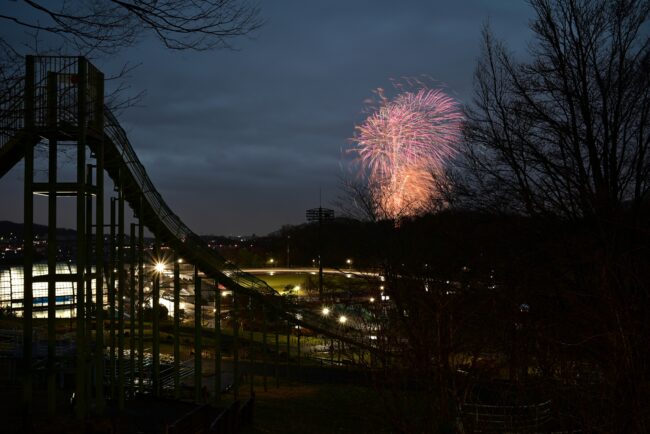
(0, 263), (104, 318)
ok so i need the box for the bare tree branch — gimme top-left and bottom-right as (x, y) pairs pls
(461, 0), (650, 224)
(1, 0), (262, 54)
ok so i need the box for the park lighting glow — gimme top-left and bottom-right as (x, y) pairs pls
(338, 315), (347, 324)
(154, 262), (165, 273)
(322, 307), (330, 316)
(369, 297), (375, 303)
(351, 81), (463, 218)
(178, 258), (183, 263)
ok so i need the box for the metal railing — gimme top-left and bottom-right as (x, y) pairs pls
(0, 56), (375, 349)
(1, 56), (103, 150)
(0, 78), (25, 150)
(461, 400), (552, 432)
(101, 106), (287, 301)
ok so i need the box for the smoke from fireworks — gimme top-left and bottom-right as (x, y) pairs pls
(351, 81), (463, 218)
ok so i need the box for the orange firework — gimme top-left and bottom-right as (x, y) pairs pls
(351, 81), (463, 218)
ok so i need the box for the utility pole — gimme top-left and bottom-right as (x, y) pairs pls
(306, 205), (334, 300)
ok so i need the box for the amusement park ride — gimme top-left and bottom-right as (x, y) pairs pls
(0, 56), (374, 422)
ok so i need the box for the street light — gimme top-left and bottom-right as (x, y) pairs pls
(154, 262), (166, 273)
(338, 315), (347, 324)
(321, 307), (330, 316)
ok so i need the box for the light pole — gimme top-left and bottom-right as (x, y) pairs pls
(286, 235), (291, 268)
(152, 256), (164, 397)
(337, 315), (347, 363)
(174, 255), (181, 399)
(306, 207), (334, 300)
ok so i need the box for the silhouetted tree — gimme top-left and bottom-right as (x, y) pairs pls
(0, 0), (263, 106)
(462, 0), (650, 223)
(0, 0), (262, 53)
(459, 1), (650, 432)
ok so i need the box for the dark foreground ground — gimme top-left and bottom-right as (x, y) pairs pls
(242, 383), (392, 434)
(0, 381), (394, 434)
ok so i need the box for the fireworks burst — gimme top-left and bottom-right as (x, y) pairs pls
(351, 81), (463, 218)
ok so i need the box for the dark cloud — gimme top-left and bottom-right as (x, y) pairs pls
(1, 0), (534, 235)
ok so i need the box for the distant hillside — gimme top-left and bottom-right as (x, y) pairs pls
(0, 221), (77, 240)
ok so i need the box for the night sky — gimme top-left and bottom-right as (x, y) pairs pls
(1, 1), (533, 235)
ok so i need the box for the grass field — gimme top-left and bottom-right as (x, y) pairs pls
(254, 273), (309, 294)
(253, 272), (376, 297)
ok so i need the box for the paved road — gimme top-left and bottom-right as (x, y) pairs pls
(242, 267), (379, 277)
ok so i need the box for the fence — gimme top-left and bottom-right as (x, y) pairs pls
(461, 400), (552, 433)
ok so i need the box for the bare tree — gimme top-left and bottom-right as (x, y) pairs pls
(463, 0), (650, 224)
(460, 1), (650, 432)
(0, 0), (262, 53)
(337, 176), (397, 222)
(0, 1), (263, 116)
(337, 171), (453, 224)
